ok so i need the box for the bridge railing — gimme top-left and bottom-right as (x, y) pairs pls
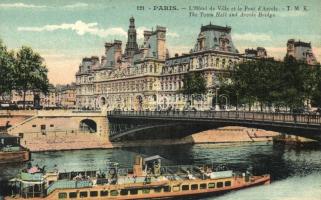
(107, 110), (321, 125)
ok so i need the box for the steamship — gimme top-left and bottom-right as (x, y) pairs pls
(6, 155), (270, 199)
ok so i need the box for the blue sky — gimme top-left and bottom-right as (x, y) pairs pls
(0, 0), (320, 84)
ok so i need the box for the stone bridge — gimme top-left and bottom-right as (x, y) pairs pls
(107, 111), (321, 142)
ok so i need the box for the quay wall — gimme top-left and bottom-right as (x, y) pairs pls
(6, 110), (109, 151)
(19, 127), (278, 152)
(3, 110), (279, 152)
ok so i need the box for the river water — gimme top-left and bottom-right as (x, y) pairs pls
(1, 142), (321, 199)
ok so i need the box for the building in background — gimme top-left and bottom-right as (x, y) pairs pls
(39, 85), (57, 108)
(75, 17), (318, 111)
(11, 90), (34, 108)
(244, 47), (268, 59)
(3, 83), (76, 109)
(57, 83), (76, 109)
(286, 39), (318, 65)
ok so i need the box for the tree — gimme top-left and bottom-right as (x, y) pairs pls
(279, 56), (308, 111)
(228, 60), (260, 111)
(0, 40), (15, 100)
(181, 71), (207, 106)
(15, 46), (49, 108)
(223, 59), (286, 111)
(311, 65), (321, 108)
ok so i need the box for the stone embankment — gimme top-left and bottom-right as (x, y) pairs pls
(24, 126), (278, 152)
(191, 126), (278, 143)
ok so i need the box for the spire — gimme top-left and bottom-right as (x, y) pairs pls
(125, 17), (139, 58)
(129, 16), (135, 28)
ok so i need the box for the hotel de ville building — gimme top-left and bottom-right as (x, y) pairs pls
(75, 17), (317, 111)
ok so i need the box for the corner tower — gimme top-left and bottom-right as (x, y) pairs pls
(286, 39), (318, 65)
(125, 17), (139, 58)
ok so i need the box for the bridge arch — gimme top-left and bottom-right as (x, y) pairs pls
(79, 119), (97, 133)
(107, 111), (321, 142)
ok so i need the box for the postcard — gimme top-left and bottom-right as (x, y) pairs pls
(0, 0), (320, 200)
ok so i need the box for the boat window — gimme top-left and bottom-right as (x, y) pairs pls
(191, 184), (198, 190)
(58, 192), (67, 199)
(208, 183), (215, 188)
(173, 186), (180, 192)
(120, 189), (129, 196)
(182, 185), (189, 191)
(69, 192), (77, 198)
(154, 187), (162, 193)
(142, 189), (150, 194)
(217, 182), (223, 188)
(100, 190), (108, 196)
(225, 181), (231, 187)
(110, 190), (119, 196)
(90, 191), (98, 197)
(200, 183), (207, 189)
(79, 191), (88, 198)
(164, 186), (171, 192)
(129, 189), (138, 195)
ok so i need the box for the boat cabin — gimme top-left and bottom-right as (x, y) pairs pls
(0, 133), (21, 151)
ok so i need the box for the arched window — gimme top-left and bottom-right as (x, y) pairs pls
(222, 59), (226, 68)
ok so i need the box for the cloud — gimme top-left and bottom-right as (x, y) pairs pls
(19, 22), (180, 39)
(232, 33), (272, 42)
(167, 31), (179, 38)
(18, 21), (127, 38)
(63, 3), (88, 9)
(136, 26), (179, 40)
(0, 2), (46, 8)
(136, 26), (149, 40)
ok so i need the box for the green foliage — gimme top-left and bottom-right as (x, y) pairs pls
(0, 39), (50, 108)
(0, 40), (15, 97)
(223, 56), (321, 111)
(181, 71), (207, 102)
(15, 46), (49, 108)
(311, 65), (321, 107)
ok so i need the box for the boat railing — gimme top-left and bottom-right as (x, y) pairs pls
(46, 180), (93, 195)
(21, 172), (44, 181)
(1, 146), (20, 152)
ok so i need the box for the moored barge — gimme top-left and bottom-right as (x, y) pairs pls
(0, 133), (29, 164)
(5, 155), (270, 199)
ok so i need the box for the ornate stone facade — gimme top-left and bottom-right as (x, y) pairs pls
(75, 18), (273, 111)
